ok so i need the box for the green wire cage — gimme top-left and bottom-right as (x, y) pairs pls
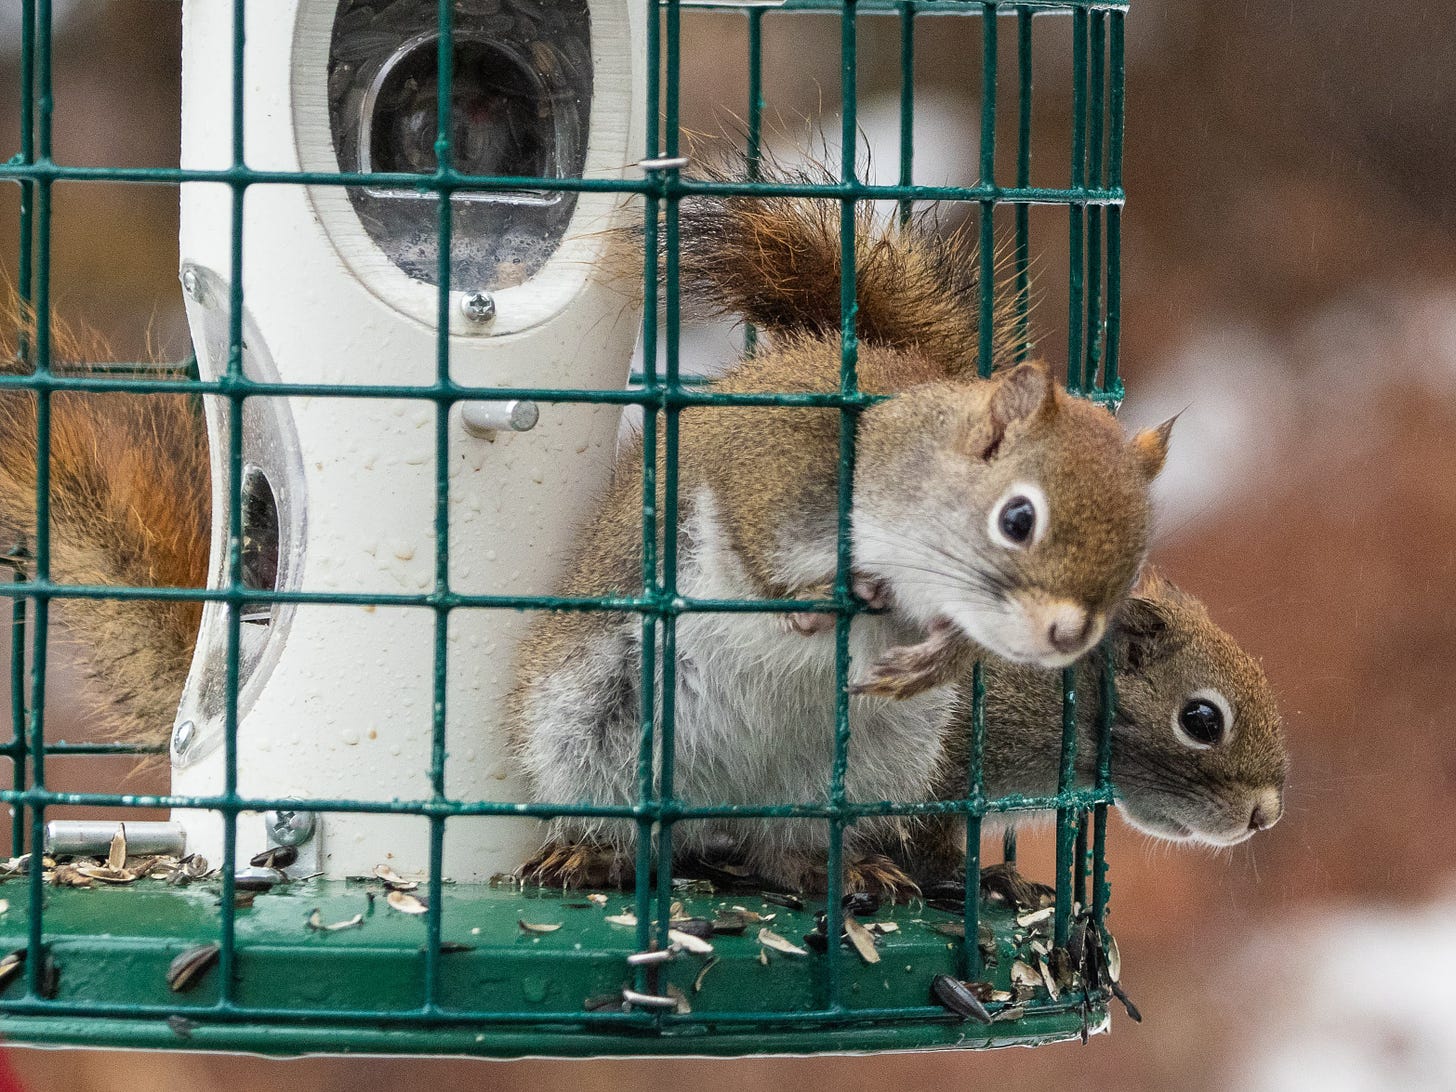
(0, 0), (1129, 1057)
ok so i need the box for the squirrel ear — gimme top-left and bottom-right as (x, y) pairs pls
(1129, 415), (1177, 481)
(970, 360), (1057, 459)
(1115, 595), (1177, 674)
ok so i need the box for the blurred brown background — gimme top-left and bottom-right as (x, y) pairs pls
(2, 0), (1455, 1089)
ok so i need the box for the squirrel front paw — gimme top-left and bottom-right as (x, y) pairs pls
(851, 618), (971, 699)
(519, 839), (634, 890)
(781, 574), (892, 636)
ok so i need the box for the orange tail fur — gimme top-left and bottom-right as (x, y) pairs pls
(0, 296), (208, 750)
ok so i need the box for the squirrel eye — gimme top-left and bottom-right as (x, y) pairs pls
(1173, 689), (1234, 749)
(987, 484), (1048, 550)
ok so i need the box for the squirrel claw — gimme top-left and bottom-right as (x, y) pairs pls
(843, 853), (922, 902)
(783, 611), (834, 636)
(782, 573), (891, 637)
(852, 574), (891, 611)
(519, 840), (634, 890)
(851, 619), (970, 700)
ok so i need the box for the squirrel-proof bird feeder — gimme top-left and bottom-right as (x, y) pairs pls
(0, 0), (1132, 1057)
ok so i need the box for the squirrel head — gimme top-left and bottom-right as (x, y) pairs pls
(853, 359), (1173, 670)
(1103, 570), (1288, 846)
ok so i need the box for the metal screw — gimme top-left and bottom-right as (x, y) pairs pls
(460, 290), (496, 324)
(181, 268), (200, 301)
(172, 719), (196, 756)
(264, 809), (316, 846)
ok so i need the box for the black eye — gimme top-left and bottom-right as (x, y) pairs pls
(1178, 700), (1224, 746)
(997, 496), (1037, 545)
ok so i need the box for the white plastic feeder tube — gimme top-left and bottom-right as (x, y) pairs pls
(173, 0), (647, 881)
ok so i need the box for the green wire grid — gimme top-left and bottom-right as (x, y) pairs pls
(0, 0), (1127, 1056)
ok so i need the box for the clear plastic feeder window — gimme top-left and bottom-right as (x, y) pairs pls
(328, 0), (593, 291)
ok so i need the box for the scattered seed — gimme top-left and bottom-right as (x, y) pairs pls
(842, 891), (881, 917)
(604, 913), (637, 927)
(693, 955), (720, 993)
(761, 892), (804, 911)
(182, 855), (210, 879)
(1112, 980), (1142, 1023)
(668, 929), (714, 955)
(843, 917), (880, 964)
(729, 906), (774, 923)
(250, 846), (299, 870)
(0, 900), (9, 913)
(233, 891), (257, 910)
(1049, 946), (1076, 993)
(587, 894), (608, 907)
(518, 919), (563, 934)
(1037, 954), (1061, 1000)
(666, 984), (691, 1015)
(0, 950), (23, 989)
(583, 992), (624, 1012)
(386, 890), (428, 915)
(992, 1004), (1027, 1023)
(669, 918), (715, 941)
(50, 864), (92, 888)
(758, 947), (769, 966)
(758, 928), (807, 957)
(1016, 906), (1055, 928)
(709, 913), (748, 937)
(869, 921), (899, 934)
(73, 864), (136, 885)
(167, 943), (220, 993)
(930, 974), (992, 1024)
(1107, 934), (1122, 983)
(307, 908), (365, 932)
(166, 1015), (196, 1039)
(374, 864), (419, 891)
(1010, 960), (1041, 990)
(106, 825), (127, 871)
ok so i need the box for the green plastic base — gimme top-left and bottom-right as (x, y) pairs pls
(0, 881), (1108, 1057)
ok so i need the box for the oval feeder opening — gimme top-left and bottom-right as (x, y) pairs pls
(327, 0), (594, 291)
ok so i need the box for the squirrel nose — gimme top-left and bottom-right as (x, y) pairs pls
(1248, 788), (1283, 832)
(1047, 606), (1095, 655)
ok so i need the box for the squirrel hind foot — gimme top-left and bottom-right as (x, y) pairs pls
(979, 862), (1056, 910)
(787, 852), (921, 903)
(519, 839), (635, 891)
(843, 853), (922, 903)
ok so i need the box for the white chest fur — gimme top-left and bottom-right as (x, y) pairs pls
(667, 488), (953, 817)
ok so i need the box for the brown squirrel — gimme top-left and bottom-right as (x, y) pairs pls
(0, 298), (208, 749)
(916, 568), (1287, 880)
(506, 159), (1176, 894)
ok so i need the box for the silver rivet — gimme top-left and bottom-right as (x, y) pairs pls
(181, 268), (200, 301)
(264, 809), (316, 846)
(460, 291), (496, 324)
(172, 719), (196, 755)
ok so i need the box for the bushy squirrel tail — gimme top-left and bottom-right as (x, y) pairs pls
(672, 148), (1025, 372)
(0, 294), (209, 751)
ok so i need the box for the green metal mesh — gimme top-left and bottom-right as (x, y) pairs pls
(0, 0), (1128, 1056)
